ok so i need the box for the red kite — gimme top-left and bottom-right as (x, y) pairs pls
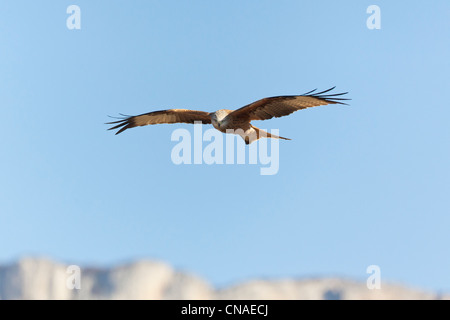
(107, 87), (349, 144)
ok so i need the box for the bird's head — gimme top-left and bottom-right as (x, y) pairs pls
(211, 109), (231, 122)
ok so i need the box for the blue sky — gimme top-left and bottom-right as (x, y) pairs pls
(1, 1), (449, 292)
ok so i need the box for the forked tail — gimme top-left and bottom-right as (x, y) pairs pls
(246, 125), (291, 144)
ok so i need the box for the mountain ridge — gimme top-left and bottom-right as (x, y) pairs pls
(0, 257), (446, 300)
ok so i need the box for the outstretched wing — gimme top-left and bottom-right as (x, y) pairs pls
(229, 87), (350, 122)
(106, 109), (211, 134)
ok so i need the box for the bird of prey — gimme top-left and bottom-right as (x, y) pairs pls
(107, 87), (349, 144)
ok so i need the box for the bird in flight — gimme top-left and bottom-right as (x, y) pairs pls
(107, 87), (349, 144)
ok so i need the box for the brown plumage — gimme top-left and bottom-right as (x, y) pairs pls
(106, 87), (350, 144)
